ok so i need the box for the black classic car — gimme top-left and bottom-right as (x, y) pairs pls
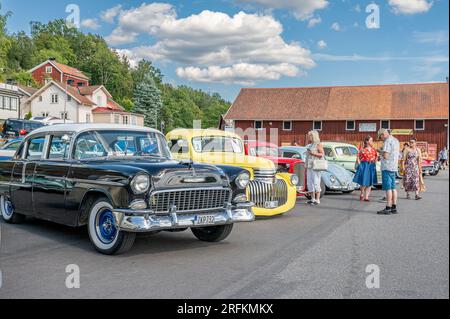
(0, 124), (255, 255)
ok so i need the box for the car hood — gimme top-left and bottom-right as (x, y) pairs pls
(193, 152), (276, 171)
(260, 155), (303, 165)
(327, 163), (353, 181)
(83, 157), (225, 178)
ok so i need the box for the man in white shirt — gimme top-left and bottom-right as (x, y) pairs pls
(377, 129), (400, 215)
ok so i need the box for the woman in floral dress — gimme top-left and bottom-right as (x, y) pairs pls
(353, 136), (378, 201)
(402, 138), (423, 200)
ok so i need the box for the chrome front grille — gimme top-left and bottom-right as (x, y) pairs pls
(149, 188), (232, 214)
(253, 168), (276, 183)
(248, 179), (288, 208)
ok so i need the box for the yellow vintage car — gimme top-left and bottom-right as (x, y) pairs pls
(166, 129), (298, 216)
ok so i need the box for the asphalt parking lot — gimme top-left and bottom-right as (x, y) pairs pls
(0, 172), (448, 299)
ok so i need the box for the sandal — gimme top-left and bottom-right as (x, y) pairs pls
(415, 195), (422, 200)
(360, 194), (364, 201)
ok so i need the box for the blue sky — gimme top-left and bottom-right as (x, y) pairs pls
(1, 0), (449, 101)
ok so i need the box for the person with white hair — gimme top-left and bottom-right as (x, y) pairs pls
(377, 128), (400, 215)
(305, 130), (325, 206)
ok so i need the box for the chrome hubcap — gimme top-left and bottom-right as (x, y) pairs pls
(3, 198), (13, 217)
(96, 209), (117, 244)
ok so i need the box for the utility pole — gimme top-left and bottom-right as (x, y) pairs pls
(64, 80), (68, 123)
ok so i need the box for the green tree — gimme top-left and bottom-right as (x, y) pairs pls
(131, 59), (163, 87)
(0, 9), (12, 76)
(133, 74), (163, 128)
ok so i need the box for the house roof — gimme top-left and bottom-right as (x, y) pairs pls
(224, 82), (449, 121)
(17, 84), (38, 96)
(107, 98), (124, 111)
(78, 85), (112, 98)
(28, 60), (90, 80)
(51, 61), (90, 80)
(25, 80), (94, 106)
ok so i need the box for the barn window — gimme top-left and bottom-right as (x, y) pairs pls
(415, 120), (425, 131)
(254, 120), (263, 130)
(45, 66), (52, 74)
(346, 120), (356, 131)
(313, 121), (322, 131)
(283, 121), (292, 131)
(381, 120), (390, 130)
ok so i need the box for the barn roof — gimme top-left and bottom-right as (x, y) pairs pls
(224, 82), (449, 121)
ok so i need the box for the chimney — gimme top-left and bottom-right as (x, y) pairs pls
(48, 57), (56, 61)
(6, 79), (15, 85)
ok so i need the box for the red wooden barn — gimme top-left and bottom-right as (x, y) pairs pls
(222, 82), (449, 152)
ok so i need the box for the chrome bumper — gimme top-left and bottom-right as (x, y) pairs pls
(112, 203), (255, 232)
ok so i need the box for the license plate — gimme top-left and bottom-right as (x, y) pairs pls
(264, 201), (279, 209)
(194, 215), (215, 225)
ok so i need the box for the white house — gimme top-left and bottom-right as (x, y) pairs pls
(23, 80), (144, 125)
(0, 82), (23, 122)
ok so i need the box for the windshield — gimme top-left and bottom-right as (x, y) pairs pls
(249, 146), (279, 157)
(335, 146), (358, 157)
(74, 130), (171, 160)
(192, 136), (243, 154)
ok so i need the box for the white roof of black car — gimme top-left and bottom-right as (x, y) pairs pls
(28, 123), (161, 136)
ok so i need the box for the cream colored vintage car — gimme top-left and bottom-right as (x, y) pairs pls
(166, 129), (298, 217)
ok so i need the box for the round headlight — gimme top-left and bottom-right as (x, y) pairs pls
(131, 173), (150, 194)
(330, 175), (337, 184)
(290, 174), (299, 186)
(235, 172), (250, 189)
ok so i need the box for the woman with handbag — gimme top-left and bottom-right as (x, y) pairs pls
(305, 130), (326, 206)
(402, 138), (424, 200)
(353, 136), (378, 201)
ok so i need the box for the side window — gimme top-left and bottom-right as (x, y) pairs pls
(74, 132), (107, 160)
(13, 143), (24, 160)
(282, 151), (297, 158)
(168, 139), (189, 154)
(26, 137), (46, 160)
(48, 135), (70, 160)
(5, 141), (21, 150)
(324, 147), (333, 158)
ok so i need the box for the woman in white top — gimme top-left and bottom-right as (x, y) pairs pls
(305, 130), (325, 205)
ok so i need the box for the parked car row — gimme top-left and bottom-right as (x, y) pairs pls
(0, 123), (442, 256)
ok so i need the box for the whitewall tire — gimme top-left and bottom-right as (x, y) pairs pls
(87, 198), (136, 255)
(1, 195), (25, 224)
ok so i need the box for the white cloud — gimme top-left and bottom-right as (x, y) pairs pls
(239, 0), (328, 21)
(176, 63), (300, 85)
(331, 22), (340, 31)
(388, 0), (433, 15)
(307, 16), (322, 28)
(317, 40), (327, 49)
(101, 5), (123, 23)
(81, 18), (100, 30)
(110, 5), (315, 85)
(413, 30), (449, 45)
(105, 27), (139, 46)
(116, 3), (176, 34)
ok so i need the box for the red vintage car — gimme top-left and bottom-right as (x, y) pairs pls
(244, 141), (309, 197)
